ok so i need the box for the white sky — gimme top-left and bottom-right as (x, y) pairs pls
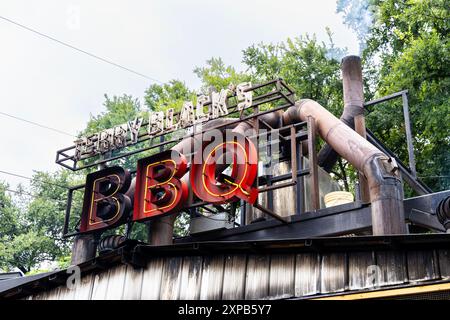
(0, 0), (358, 190)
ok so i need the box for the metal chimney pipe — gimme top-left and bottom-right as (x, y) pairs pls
(318, 56), (364, 171)
(317, 55), (370, 202)
(341, 56), (370, 202)
(283, 99), (407, 235)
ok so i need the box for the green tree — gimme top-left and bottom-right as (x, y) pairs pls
(145, 79), (194, 112)
(191, 33), (356, 190)
(0, 182), (20, 239)
(361, 0), (450, 192)
(241, 33), (354, 189)
(365, 0), (449, 62)
(0, 231), (54, 274)
(242, 32), (345, 116)
(0, 174), (79, 273)
(194, 57), (252, 93)
(83, 94), (144, 135)
(27, 171), (83, 252)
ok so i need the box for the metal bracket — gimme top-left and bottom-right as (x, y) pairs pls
(252, 202), (289, 224)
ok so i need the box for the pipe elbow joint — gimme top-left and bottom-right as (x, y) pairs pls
(363, 154), (403, 203)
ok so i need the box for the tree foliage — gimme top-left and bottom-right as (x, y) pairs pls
(83, 94), (144, 135)
(243, 32), (345, 116)
(145, 79), (194, 112)
(0, 172), (81, 273)
(362, 0), (450, 192)
(194, 57), (251, 93)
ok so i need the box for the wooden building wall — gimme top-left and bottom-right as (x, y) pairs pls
(27, 248), (450, 300)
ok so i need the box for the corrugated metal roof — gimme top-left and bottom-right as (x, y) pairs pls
(0, 271), (56, 296)
(0, 272), (23, 281)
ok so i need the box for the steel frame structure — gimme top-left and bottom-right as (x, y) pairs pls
(363, 90), (432, 195)
(60, 79), (323, 238)
(59, 81), (445, 241)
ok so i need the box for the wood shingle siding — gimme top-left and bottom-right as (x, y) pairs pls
(27, 248), (450, 300)
(3, 236), (448, 300)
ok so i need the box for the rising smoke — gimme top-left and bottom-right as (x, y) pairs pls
(336, 0), (375, 54)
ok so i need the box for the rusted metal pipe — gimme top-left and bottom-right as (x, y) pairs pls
(344, 55), (370, 202)
(283, 99), (407, 235)
(344, 56), (370, 203)
(317, 55), (365, 172)
(317, 55), (370, 202)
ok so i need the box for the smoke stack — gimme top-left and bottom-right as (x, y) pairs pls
(317, 55), (370, 202)
(318, 56), (364, 171)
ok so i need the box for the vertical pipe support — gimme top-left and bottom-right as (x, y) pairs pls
(297, 140), (305, 214)
(401, 92), (417, 178)
(355, 114), (371, 203)
(307, 116), (320, 210)
(290, 126), (300, 214)
(341, 56), (371, 203)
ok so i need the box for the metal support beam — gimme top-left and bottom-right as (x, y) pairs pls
(307, 116), (320, 210)
(182, 193), (450, 242)
(355, 114), (370, 203)
(296, 132), (305, 215)
(364, 90), (408, 108)
(253, 203), (289, 223)
(366, 129), (431, 195)
(401, 92), (417, 178)
(403, 190), (450, 232)
(179, 202), (371, 242)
